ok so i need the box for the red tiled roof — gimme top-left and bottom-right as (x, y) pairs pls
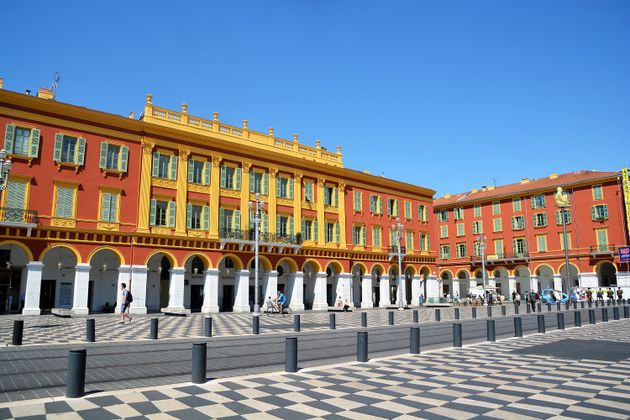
(434, 170), (619, 208)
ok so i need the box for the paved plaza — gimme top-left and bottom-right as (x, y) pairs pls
(1, 316), (629, 419)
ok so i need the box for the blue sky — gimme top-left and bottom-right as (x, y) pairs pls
(3, 1), (629, 196)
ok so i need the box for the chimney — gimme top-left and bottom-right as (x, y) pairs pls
(37, 87), (54, 100)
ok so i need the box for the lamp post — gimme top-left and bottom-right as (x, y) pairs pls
(555, 187), (572, 296)
(0, 149), (12, 191)
(249, 193), (263, 316)
(478, 233), (488, 306)
(392, 217), (405, 310)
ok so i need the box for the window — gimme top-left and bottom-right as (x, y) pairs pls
(440, 225), (448, 238)
(439, 245), (450, 260)
(324, 186), (337, 206)
(531, 194), (546, 209)
(53, 134), (86, 166)
(473, 204), (481, 218)
(188, 160), (211, 185)
(100, 192), (119, 222)
(187, 203), (209, 230)
(276, 215), (294, 236)
(533, 212), (548, 228)
(152, 152), (177, 179)
(536, 235), (547, 253)
(406, 231), (413, 250)
(493, 218), (502, 232)
(353, 191), (362, 211)
(417, 204), (427, 221)
(304, 181), (314, 202)
(3, 180), (27, 222)
(596, 229), (608, 251)
(97, 142), (128, 173)
(511, 215), (525, 230)
(453, 208), (464, 220)
(420, 232), (428, 252)
(512, 197), (522, 212)
(325, 222), (340, 243)
(301, 219), (314, 241)
(353, 224), (366, 246)
(220, 164), (242, 190)
(473, 241), (481, 257)
(592, 205), (608, 221)
(150, 199), (175, 227)
(492, 201), (501, 215)
(219, 208), (241, 232)
(55, 186), (75, 219)
(472, 221), (483, 234)
(456, 223), (465, 236)
(276, 176), (294, 199)
(373, 226), (382, 248)
(387, 198), (399, 217)
(4, 124), (40, 158)
(369, 195), (383, 214)
(456, 243), (467, 258)
(437, 210), (449, 222)
(592, 185), (603, 201)
(404, 201), (412, 219)
(513, 237), (527, 257)
(556, 209), (572, 225)
(559, 232), (572, 251)
(494, 239), (503, 258)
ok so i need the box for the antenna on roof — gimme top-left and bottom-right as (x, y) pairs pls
(492, 177), (496, 187)
(50, 72), (61, 93)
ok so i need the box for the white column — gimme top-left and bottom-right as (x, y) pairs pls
(379, 274), (391, 307)
(411, 275), (421, 306)
(617, 272), (630, 299)
(22, 261), (43, 316)
(553, 274), (563, 291)
(426, 275), (439, 299)
(201, 268), (220, 313)
(129, 266), (148, 314)
(289, 272), (304, 311)
(352, 275), (361, 307)
(529, 275), (538, 292)
(263, 270), (278, 310)
(71, 264), (91, 315)
(451, 279), (460, 299)
(313, 272), (328, 310)
(508, 276), (517, 300)
(233, 269), (250, 312)
(337, 273), (353, 307)
(165, 267), (186, 311)
(115, 265), (132, 314)
(361, 274), (373, 308)
(580, 272), (598, 288)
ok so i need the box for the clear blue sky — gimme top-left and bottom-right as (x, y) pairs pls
(3, 0), (629, 196)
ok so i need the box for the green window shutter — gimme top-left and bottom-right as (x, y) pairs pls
(556, 211), (561, 225)
(395, 200), (399, 217)
(120, 145), (129, 172)
(76, 137), (86, 165)
(152, 152), (160, 177)
(101, 193), (111, 221)
(262, 213), (268, 233)
(99, 142), (108, 169)
(301, 218), (306, 235)
(186, 203), (192, 229)
(168, 201), (176, 227)
(202, 205), (210, 230)
(6, 182), (20, 209)
(4, 124), (15, 152)
(276, 216), (282, 234)
(288, 216), (294, 235)
(334, 188), (338, 207)
(603, 205), (609, 219)
(235, 168), (241, 190)
(276, 179), (282, 197)
(234, 209), (241, 230)
(379, 198), (383, 215)
(249, 171), (255, 192)
(169, 155), (178, 180)
(263, 173), (269, 195)
(110, 193), (118, 222)
(288, 178), (294, 199)
(361, 226), (366, 245)
(65, 188), (74, 218)
(591, 206), (596, 221)
(149, 199), (157, 225)
(29, 128), (40, 158)
(55, 189), (64, 217)
(219, 208), (225, 231)
(532, 214), (537, 227)
(352, 226), (358, 244)
(203, 161), (210, 185)
(220, 165), (227, 188)
(336, 222), (341, 243)
(314, 220), (318, 242)
(188, 159), (194, 183)
(53, 134), (63, 162)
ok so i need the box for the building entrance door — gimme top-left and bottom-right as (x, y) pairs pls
(40, 280), (56, 312)
(190, 285), (203, 312)
(0, 285), (7, 314)
(222, 285), (234, 311)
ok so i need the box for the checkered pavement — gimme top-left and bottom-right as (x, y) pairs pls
(1, 317), (629, 419)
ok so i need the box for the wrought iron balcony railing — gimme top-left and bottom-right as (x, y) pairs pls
(590, 244), (615, 254)
(0, 208), (39, 224)
(219, 228), (302, 245)
(388, 246), (407, 254)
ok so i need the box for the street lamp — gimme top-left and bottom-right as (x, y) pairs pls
(478, 233), (488, 306)
(0, 149), (13, 191)
(249, 193), (264, 316)
(555, 187), (572, 295)
(392, 217), (405, 310)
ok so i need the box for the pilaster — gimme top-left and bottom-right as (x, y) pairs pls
(289, 272), (305, 311)
(175, 149), (190, 235)
(268, 168), (278, 234)
(137, 140), (155, 232)
(233, 269), (250, 312)
(22, 262), (43, 315)
(129, 266), (148, 314)
(317, 178), (325, 246)
(165, 267), (186, 311)
(201, 268), (220, 313)
(338, 182), (347, 249)
(263, 270), (278, 309)
(379, 274), (391, 307)
(240, 162), (252, 230)
(361, 274), (373, 308)
(337, 273), (353, 306)
(294, 173), (302, 236)
(71, 263), (91, 315)
(411, 275), (422, 307)
(209, 156), (222, 239)
(313, 272), (328, 310)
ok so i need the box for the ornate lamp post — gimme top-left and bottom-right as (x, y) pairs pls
(249, 193), (264, 316)
(392, 217), (405, 310)
(0, 149), (12, 191)
(555, 187), (572, 295)
(478, 233), (488, 306)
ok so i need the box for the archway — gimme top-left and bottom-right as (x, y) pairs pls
(389, 265), (400, 305)
(559, 263), (579, 289)
(184, 255), (208, 312)
(492, 267), (509, 297)
(217, 255), (243, 312)
(303, 261), (319, 310)
(440, 270), (453, 298)
(404, 266), (415, 305)
(596, 262), (616, 288)
(535, 265), (554, 291)
(351, 263), (366, 307)
(146, 253), (173, 312)
(88, 249), (121, 313)
(420, 266), (430, 302)
(326, 261), (343, 307)
(456, 270), (470, 299)
(0, 242), (30, 313)
(514, 266), (530, 296)
(41, 246), (78, 312)
(371, 265), (383, 307)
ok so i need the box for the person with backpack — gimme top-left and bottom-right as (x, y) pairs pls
(120, 283), (133, 324)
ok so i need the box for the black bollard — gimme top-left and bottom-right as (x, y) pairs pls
(537, 302), (542, 312)
(204, 316), (213, 337)
(613, 307), (620, 320)
(410, 327), (420, 354)
(589, 309), (596, 324)
(526, 303), (531, 314)
(435, 309), (441, 322)
(537, 314), (546, 333)
(588, 300), (593, 308)
(501, 306), (507, 316)
(514, 316), (523, 337)
(514, 304), (520, 315)
(285, 337), (298, 372)
(66, 349), (87, 398)
(453, 323), (462, 347)
(574, 310), (582, 327)
(294, 314), (301, 332)
(624, 306), (629, 319)
(454, 308), (460, 320)
(150, 318), (158, 340)
(567, 301), (571, 310)
(361, 312), (367, 327)
(573, 302), (577, 310)
(330, 313), (336, 330)
(253, 316), (260, 335)
(487, 306), (492, 318)
(389, 311), (395, 325)
(595, 300), (599, 307)
(557, 302), (561, 311)
(412, 310), (418, 323)
(487, 319), (496, 342)
(86, 319), (95, 343)
(12, 320), (24, 346)
(357, 331), (368, 362)
(557, 312), (565, 330)
(191, 343), (207, 384)
(472, 307), (477, 318)
(581, 301), (585, 309)
(547, 304), (552, 312)
(602, 308), (609, 322)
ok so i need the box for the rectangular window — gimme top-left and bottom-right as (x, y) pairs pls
(98, 142), (129, 173)
(373, 227), (382, 248)
(276, 176), (294, 199)
(218, 208), (240, 232)
(13, 127), (32, 156)
(156, 154), (170, 178)
(592, 205), (608, 221)
(493, 218), (502, 232)
(596, 229), (608, 251)
(353, 191), (362, 211)
(456, 243), (467, 258)
(405, 201), (412, 219)
(437, 210), (449, 222)
(369, 195), (381, 214)
(387, 198), (398, 217)
(556, 209), (572, 225)
(473, 204), (481, 218)
(220, 165), (242, 190)
(188, 160), (207, 185)
(456, 223), (465, 236)
(352, 224), (366, 245)
(100, 192), (119, 222)
(531, 194), (546, 209)
(324, 186), (335, 206)
(3, 181), (27, 222)
(189, 205), (203, 230)
(304, 181), (314, 202)
(492, 201), (501, 215)
(536, 235), (547, 253)
(592, 185), (603, 200)
(420, 233), (428, 252)
(454, 207), (464, 220)
(513, 237), (527, 257)
(418, 204), (427, 221)
(511, 215), (525, 230)
(55, 186), (75, 219)
(472, 220), (483, 235)
(559, 232), (572, 251)
(439, 245), (450, 260)
(512, 197), (522, 212)
(440, 225), (448, 238)
(325, 222), (335, 243)
(406, 231), (413, 250)
(302, 219), (313, 241)
(4, 125), (41, 158)
(154, 201), (168, 226)
(494, 239), (504, 258)
(533, 212), (548, 228)
(278, 216), (289, 236)
(60, 135), (77, 163)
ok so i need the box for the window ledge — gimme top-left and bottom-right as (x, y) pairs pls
(9, 153), (35, 166)
(220, 188), (240, 198)
(277, 197), (293, 206)
(152, 177), (176, 189)
(97, 221), (120, 231)
(51, 217), (76, 228)
(56, 161), (82, 173)
(102, 168), (126, 180)
(324, 205), (339, 213)
(150, 226), (173, 235)
(189, 184), (210, 194)
(188, 230), (207, 238)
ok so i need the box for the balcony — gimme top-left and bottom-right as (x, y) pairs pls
(0, 208), (38, 236)
(470, 250), (530, 266)
(388, 246), (406, 259)
(590, 244), (615, 258)
(219, 228), (302, 254)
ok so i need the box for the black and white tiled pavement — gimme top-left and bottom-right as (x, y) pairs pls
(1, 318), (629, 419)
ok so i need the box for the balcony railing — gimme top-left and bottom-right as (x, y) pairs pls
(388, 246), (407, 255)
(590, 244), (616, 256)
(219, 228), (302, 253)
(0, 208), (38, 235)
(470, 251), (529, 265)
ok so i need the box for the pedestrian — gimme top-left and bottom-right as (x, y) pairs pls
(511, 290), (517, 302)
(515, 293), (521, 306)
(120, 283), (133, 324)
(530, 291), (536, 312)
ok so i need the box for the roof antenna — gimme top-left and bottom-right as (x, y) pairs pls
(492, 177), (496, 187)
(50, 72), (61, 93)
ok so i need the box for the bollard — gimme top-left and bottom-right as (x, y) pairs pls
(537, 302), (542, 312)
(547, 304), (552, 312)
(557, 302), (561, 311)
(294, 314), (301, 332)
(454, 308), (460, 320)
(501, 306), (507, 316)
(472, 307), (477, 318)
(329, 313), (336, 329)
(389, 311), (395, 325)
(537, 314), (546, 333)
(581, 301), (585, 309)
(435, 309), (441, 322)
(12, 320), (24, 346)
(573, 302), (577, 310)
(357, 331), (368, 362)
(285, 337), (298, 372)
(574, 310), (582, 327)
(486, 319), (496, 342)
(453, 323), (462, 347)
(86, 319), (95, 343)
(613, 307), (620, 320)
(557, 312), (565, 330)
(410, 327), (420, 354)
(588, 300), (592, 308)
(487, 306), (492, 318)
(361, 312), (367, 327)
(595, 300), (599, 307)
(66, 349), (87, 398)
(567, 301), (571, 310)
(514, 304), (520, 315)
(602, 308), (609, 322)
(589, 309), (596, 324)
(514, 316), (523, 337)
(412, 310), (418, 323)
(607, 300), (611, 307)
(150, 318), (158, 340)
(204, 316), (213, 337)
(191, 343), (207, 384)
(624, 306), (629, 319)
(526, 303), (531, 314)
(253, 315), (260, 335)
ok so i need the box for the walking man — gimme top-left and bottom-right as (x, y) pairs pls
(120, 283), (133, 324)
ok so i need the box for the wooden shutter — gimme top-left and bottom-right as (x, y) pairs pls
(99, 142), (108, 169)
(53, 134), (63, 162)
(186, 203), (193, 229)
(152, 152), (160, 177)
(313, 220), (318, 242)
(591, 206), (597, 220)
(379, 198), (383, 214)
(219, 208), (225, 231)
(234, 209), (241, 230)
(220, 165), (227, 188)
(101, 193), (111, 221)
(276, 216), (282, 235)
(288, 178), (294, 199)
(235, 168), (241, 190)
(202, 205), (209, 230)
(301, 218), (306, 237)
(335, 222), (340, 243)
(188, 159), (194, 183)
(334, 187), (338, 207)
(168, 201), (176, 227)
(288, 216), (294, 235)
(76, 138), (86, 165)
(361, 226), (366, 245)
(276, 178), (282, 197)
(4, 124), (15, 152)
(29, 129), (40, 158)
(263, 173), (269, 195)
(352, 225), (358, 244)
(370, 196), (375, 213)
(169, 155), (178, 180)
(262, 213), (268, 233)
(120, 145), (129, 172)
(110, 193), (118, 222)
(249, 171), (256, 192)
(149, 199), (157, 225)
